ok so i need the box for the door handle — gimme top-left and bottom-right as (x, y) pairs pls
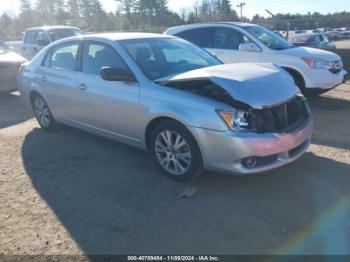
(78, 83), (88, 91)
(40, 76), (47, 82)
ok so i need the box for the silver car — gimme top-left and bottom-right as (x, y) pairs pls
(18, 33), (313, 180)
(0, 41), (27, 93)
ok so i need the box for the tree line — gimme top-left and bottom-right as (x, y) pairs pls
(0, 0), (349, 39)
(252, 11), (350, 31)
(0, 0), (237, 39)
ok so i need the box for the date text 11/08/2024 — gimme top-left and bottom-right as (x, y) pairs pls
(127, 256), (219, 261)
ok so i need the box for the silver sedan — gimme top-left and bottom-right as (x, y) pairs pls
(18, 33), (313, 180)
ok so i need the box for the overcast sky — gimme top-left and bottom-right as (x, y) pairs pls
(1, 0), (349, 19)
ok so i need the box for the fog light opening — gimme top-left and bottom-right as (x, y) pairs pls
(242, 157), (257, 168)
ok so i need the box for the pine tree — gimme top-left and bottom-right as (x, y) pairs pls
(116, 0), (137, 28)
(35, 0), (58, 24)
(55, 0), (68, 24)
(79, 0), (94, 21)
(217, 0), (239, 21)
(156, 0), (169, 15)
(91, 0), (107, 30)
(116, 0), (136, 17)
(20, 0), (32, 12)
(66, 0), (81, 25)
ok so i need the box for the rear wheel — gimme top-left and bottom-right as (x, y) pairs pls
(31, 94), (56, 131)
(150, 120), (203, 181)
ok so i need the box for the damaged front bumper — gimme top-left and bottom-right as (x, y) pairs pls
(189, 117), (313, 175)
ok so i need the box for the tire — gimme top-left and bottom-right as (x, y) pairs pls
(150, 120), (203, 181)
(31, 93), (56, 131)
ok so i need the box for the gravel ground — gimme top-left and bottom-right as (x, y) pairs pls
(0, 84), (350, 256)
(336, 40), (350, 49)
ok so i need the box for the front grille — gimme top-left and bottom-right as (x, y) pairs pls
(253, 96), (309, 133)
(329, 60), (343, 74)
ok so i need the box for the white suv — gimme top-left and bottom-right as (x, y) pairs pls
(165, 23), (348, 95)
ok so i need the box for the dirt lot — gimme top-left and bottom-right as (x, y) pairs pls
(0, 84), (350, 256)
(336, 40), (350, 49)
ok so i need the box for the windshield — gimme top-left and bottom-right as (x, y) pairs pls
(322, 34), (331, 43)
(120, 38), (221, 81)
(0, 41), (9, 54)
(290, 35), (313, 43)
(48, 28), (83, 42)
(245, 26), (294, 50)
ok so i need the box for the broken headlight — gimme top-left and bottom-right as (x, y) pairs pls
(217, 110), (256, 131)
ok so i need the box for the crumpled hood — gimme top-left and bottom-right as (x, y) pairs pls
(160, 63), (299, 109)
(279, 46), (340, 61)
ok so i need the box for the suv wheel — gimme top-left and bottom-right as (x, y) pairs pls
(150, 120), (203, 181)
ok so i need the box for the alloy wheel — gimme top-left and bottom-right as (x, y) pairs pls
(33, 96), (51, 128)
(155, 130), (192, 176)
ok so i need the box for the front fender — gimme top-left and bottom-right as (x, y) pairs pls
(138, 85), (231, 144)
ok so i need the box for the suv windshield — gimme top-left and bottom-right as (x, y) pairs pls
(47, 28), (83, 42)
(245, 26), (294, 50)
(290, 35), (314, 43)
(120, 38), (221, 81)
(0, 41), (9, 54)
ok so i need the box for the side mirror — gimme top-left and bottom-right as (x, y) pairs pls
(239, 42), (260, 52)
(100, 67), (136, 82)
(37, 39), (49, 46)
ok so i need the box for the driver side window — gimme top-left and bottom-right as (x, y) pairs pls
(82, 41), (128, 75)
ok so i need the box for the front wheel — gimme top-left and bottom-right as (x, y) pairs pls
(31, 94), (56, 131)
(150, 120), (203, 181)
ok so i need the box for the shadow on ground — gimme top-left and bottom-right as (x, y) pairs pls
(0, 92), (33, 128)
(308, 95), (350, 151)
(308, 95), (350, 111)
(21, 126), (350, 255)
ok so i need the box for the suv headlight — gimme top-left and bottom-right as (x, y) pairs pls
(217, 110), (256, 131)
(302, 57), (331, 70)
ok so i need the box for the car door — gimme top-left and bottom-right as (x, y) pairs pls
(208, 27), (261, 63)
(22, 30), (37, 60)
(75, 40), (140, 140)
(38, 40), (81, 121)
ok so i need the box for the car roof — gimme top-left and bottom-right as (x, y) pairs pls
(83, 32), (173, 41)
(50, 32), (174, 45)
(165, 22), (257, 34)
(25, 26), (81, 31)
(291, 32), (321, 37)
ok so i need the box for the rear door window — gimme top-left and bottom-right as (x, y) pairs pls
(37, 31), (50, 42)
(213, 28), (251, 50)
(50, 41), (80, 71)
(24, 31), (37, 44)
(176, 28), (214, 48)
